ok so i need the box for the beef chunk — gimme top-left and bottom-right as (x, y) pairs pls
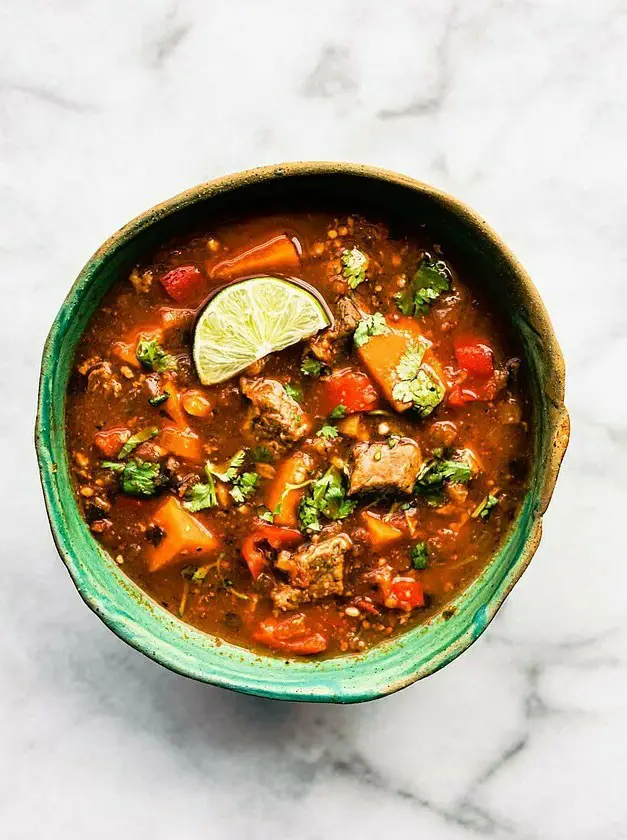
(308, 296), (362, 364)
(348, 438), (422, 496)
(78, 357), (122, 397)
(241, 377), (310, 448)
(271, 533), (352, 610)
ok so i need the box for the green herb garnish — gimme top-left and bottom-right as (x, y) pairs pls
(149, 392), (170, 407)
(135, 338), (176, 372)
(208, 450), (247, 484)
(392, 345), (445, 417)
(301, 356), (326, 377)
(184, 463), (218, 512)
(117, 426), (159, 460)
(329, 404), (347, 420)
(353, 313), (391, 348)
(298, 467), (356, 532)
(341, 247), (368, 289)
(316, 424), (339, 439)
(230, 472), (260, 505)
(472, 494), (499, 520)
(284, 382), (304, 402)
(251, 445), (273, 463)
(410, 542), (429, 570)
(395, 256), (450, 317)
(102, 459), (163, 497)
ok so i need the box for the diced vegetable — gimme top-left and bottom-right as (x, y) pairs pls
(358, 317), (445, 414)
(252, 613), (327, 655)
(362, 512), (404, 546)
(328, 404), (347, 419)
(159, 265), (205, 303)
(159, 427), (203, 462)
(145, 497), (220, 572)
(386, 576), (425, 611)
(454, 337), (494, 378)
(284, 382), (303, 402)
(316, 424), (339, 439)
(94, 427), (131, 459)
(336, 414), (369, 441)
(265, 452), (312, 526)
(181, 389), (213, 418)
(211, 233), (300, 280)
(320, 368), (378, 415)
(241, 524), (303, 579)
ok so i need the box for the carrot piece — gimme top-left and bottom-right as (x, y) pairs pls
(181, 389), (213, 418)
(145, 497), (219, 572)
(265, 452), (311, 526)
(210, 233), (300, 280)
(159, 426), (203, 462)
(357, 317), (444, 413)
(362, 512), (404, 546)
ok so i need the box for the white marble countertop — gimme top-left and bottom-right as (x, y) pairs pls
(2, 1), (625, 837)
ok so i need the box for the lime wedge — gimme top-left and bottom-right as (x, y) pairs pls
(193, 276), (331, 385)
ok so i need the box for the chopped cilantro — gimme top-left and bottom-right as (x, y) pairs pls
(341, 247), (368, 289)
(149, 392), (169, 407)
(208, 450), (247, 484)
(353, 313), (391, 348)
(258, 507), (275, 523)
(395, 256), (450, 317)
(416, 457), (472, 489)
(316, 424), (339, 439)
(301, 356), (326, 377)
(118, 426), (159, 460)
(251, 445), (273, 463)
(329, 404), (347, 420)
(410, 542), (429, 570)
(135, 338), (176, 372)
(100, 460), (124, 473)
(472, 494), (499, 520)
(184, 463), (218, 512)
(284, 382), (303, 402)
(121, 460), (162, 497)
(392, 345), (445, 417)
(230, 472), (260, 504)
(298, 467), (356, 532)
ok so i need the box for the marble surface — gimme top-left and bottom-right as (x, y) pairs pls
(2, 0), (625, 837)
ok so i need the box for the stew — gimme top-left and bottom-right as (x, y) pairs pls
(66, 209), (531, 657)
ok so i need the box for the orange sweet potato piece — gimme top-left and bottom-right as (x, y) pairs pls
(362, 512), (404, 546)
(265, 452), (311, 526)
(145, 497), (219, 572)
(159, 426), (203, 462)
(210, 233), (300, 280)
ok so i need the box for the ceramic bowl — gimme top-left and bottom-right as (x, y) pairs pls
(36, 163), (569, 703)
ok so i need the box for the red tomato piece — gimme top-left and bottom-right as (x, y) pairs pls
(159, 265), (204, 303)
(454, 338), (494, 378)
(385, 576), (425, 611)
(252, 614), (328, 655)
(94, 427), (131, 458)
(241, 524), (304, 580)
(321, 368), (379, 414)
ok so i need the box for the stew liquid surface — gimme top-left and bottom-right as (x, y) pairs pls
(66, 210), (531, 657)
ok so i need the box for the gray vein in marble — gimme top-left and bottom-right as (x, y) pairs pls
(301, 46), (357, 99)
(0, 79), (96, 113)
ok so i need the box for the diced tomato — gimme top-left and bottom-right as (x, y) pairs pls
(241, 524), (303, 579)
(94, 427), (131, 458)
(385, 576), (425, 611)
(252, 613), (328, 655)
(454, 338), (494, 378)
(211, 233), (300, 281)
(159, 265), (205, 303)
(320, 368), (378, 414)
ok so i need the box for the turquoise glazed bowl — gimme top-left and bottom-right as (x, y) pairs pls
(36, 163), (569, 703)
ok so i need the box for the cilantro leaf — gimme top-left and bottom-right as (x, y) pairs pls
(395, 256), (450, 317)
(118, 426), (159, 460)
(300, 356), (326, 377)
(251, 445), (273, 463)
(284, 382), (303, 402)
(316, 424), (339, 439)
(135, 338), (176, 372)
(410, 542), (429, 570)
(328, 404), (347, 420)
(100, 460), (124, 473)
(298, 467), (356, 532)
(353, 313), (391, 348)
(208, 450), (247, 484)
(416, 457), (472, 489)
(184, 464), (218, 512)
(472, 494), (499, 520)
(392, 345), (444, 417)
(230, 472), (259, 504)
(121, 460), (162, 497)
(341, 247), (368, 289)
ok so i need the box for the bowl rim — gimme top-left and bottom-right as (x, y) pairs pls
(35, 161), (570, 702)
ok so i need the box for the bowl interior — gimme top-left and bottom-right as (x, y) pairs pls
(36, 165), (568, 702)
